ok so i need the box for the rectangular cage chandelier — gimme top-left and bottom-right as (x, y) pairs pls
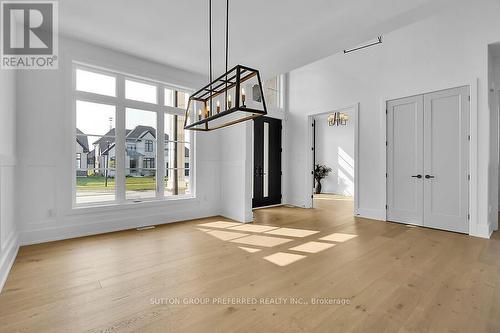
(183, 0), (267, 131)
(183, 65), (267, 131)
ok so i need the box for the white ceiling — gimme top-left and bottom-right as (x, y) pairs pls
(59, 0), (452, 79)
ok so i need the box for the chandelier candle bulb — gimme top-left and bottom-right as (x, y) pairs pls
(242, 88), (246, 106)
(228, 94), (232, 109)
(216, 100), (221, 113)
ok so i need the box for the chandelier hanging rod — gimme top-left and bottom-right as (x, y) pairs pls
(183, 0), (267, 131)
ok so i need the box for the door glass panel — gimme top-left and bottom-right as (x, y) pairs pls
(263, 122), (269, 197)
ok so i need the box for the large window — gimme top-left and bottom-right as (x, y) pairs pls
(73, 64), (194, 206)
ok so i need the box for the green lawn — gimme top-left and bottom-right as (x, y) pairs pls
(77, 176), (157, 191)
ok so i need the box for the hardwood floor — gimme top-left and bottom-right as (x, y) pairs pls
(1, 196), (500, 332)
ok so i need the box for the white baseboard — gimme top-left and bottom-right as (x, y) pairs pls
(0, 232), (19, 293)
(20, 209), (216, 246)
(355, 208), (386, 221)
(469, 224), (493, 239)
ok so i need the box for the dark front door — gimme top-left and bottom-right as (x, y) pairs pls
(253, 116), (282, 208)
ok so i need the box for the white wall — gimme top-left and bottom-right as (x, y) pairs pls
(0, 69), (18, 290)
(15, 37), (224, 245)
(493, 55), (500, 229)
(285, 0), (500, 237)
(489, 51), (499, 232)
(314, 110), (355, 196)
(218, 122), (253, 222)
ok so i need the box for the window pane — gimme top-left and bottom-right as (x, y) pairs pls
(76, 135), (116, 205)
(165, 88), (175, 107)
(125, 108), (157, 200)
(176, 91), (189, 109)
(265, 76), (280, 109)
(125, 79), (157, 104)
(164, 112), (191, 197)
(164, 142), (190, 196)
(76, 100), (116, 136)
(76, 69), (116, 97)
(76, 101), (116, 205)
(165, 168), (190, 196)
(76, 170), (116, 205)
(164, 113), (188, 144)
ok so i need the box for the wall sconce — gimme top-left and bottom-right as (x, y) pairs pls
(328, 112), (349, 126)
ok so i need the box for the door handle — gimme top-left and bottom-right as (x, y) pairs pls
(411, 175), (422, 179)
(425, 175), (435, 179)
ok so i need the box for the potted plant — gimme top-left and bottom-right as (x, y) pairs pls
(314, 164), (332, 194)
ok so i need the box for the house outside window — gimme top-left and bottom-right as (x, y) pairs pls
(74, 64), (194, 206)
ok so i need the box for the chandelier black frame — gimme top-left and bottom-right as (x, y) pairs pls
(183, 0), (267, 131)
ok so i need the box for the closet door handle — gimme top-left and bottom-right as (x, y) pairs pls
(425, 175), (435, 179)
(411, 175), (422, 179)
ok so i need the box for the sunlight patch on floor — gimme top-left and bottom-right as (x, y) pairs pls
(320, 233), (358, 242)
(238, 246), (262, 253)
(289, 241), (336, 254)
(229, 224), (279, 233)
(206, 230), (249, 241)
(196, 221), (359, 267)
(263, 252), (306, 266)
(264, 227), (319, 238)
(230, 235), (292, 247)
(197, 221), (243, 228)
(314, 195), (353, 201)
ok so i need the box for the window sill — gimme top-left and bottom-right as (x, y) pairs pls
(69, 195), (198, 215)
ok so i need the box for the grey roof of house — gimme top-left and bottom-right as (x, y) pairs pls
(93, 126), (172, 149)
(76, 129), (89, 153)
(127, 126), (156, 140)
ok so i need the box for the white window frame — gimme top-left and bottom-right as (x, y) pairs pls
(265, 74), (284, 110)
(72, 62), (195, 208)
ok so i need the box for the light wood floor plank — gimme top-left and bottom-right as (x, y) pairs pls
(1, 196), (499, 332)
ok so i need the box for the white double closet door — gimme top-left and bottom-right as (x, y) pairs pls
(387, 86), (469, 233)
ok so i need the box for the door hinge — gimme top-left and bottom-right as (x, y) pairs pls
(385, 204), (388, 210)
(386, 109), (388, 114)
(311, 171), (314, 175)
(386, 141), (388, 146)
(311, 147), (314, 151)
(386, 173), (388, 178)
(468, 95), (471, 102)
(468, 174), (470, 181)
(311, 194), (314, 199)
(468, 135), (471, 141)
(467, 213), (470, 220)
(312, 123), (315, 127)
(280, 147), (283, 153)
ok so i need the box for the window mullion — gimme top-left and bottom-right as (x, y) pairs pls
(157, 88), (165, 198)
(116, 74), (126, 203)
